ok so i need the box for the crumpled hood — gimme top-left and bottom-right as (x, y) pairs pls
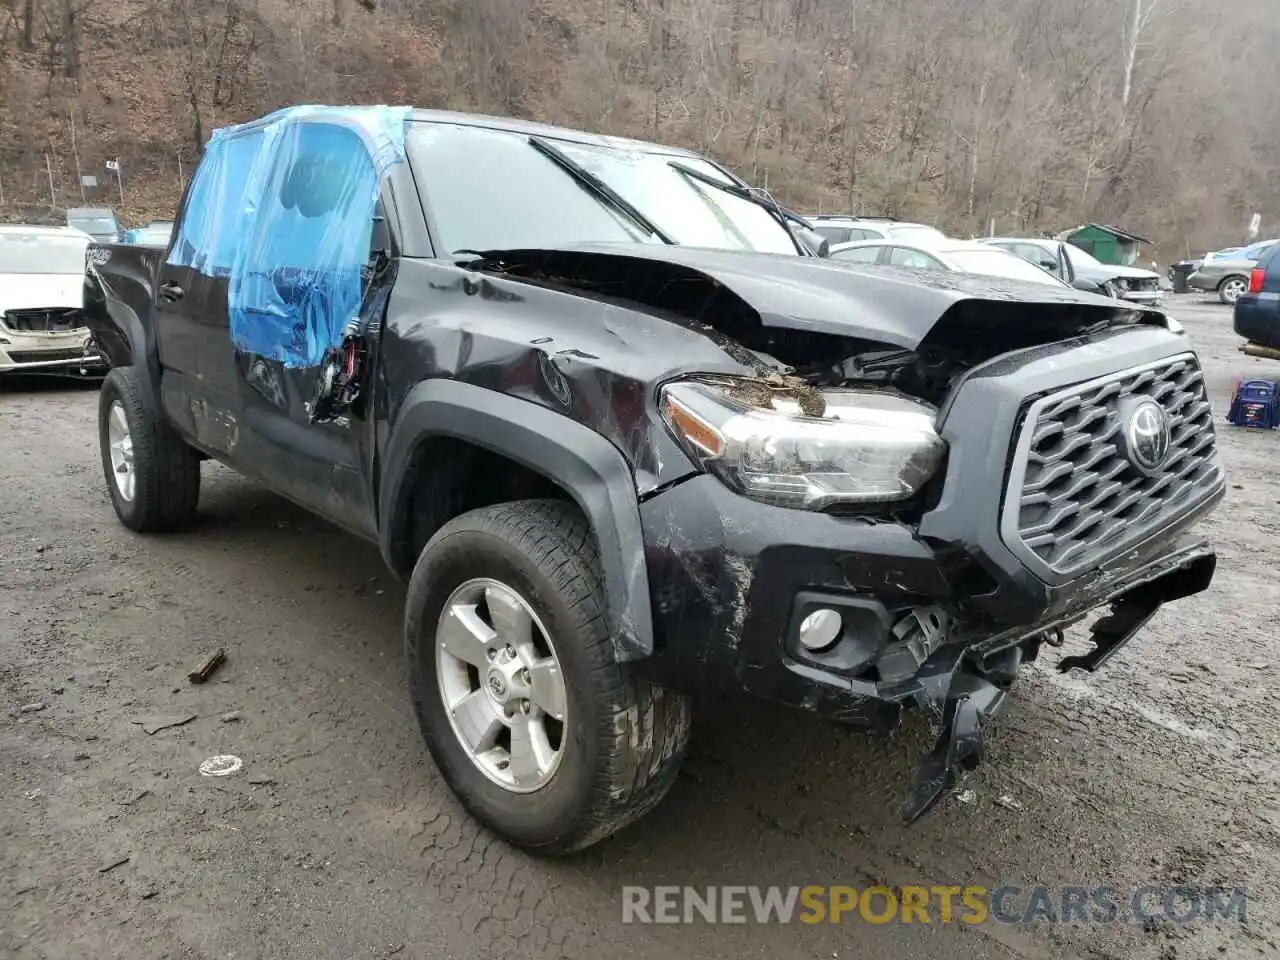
(1107, 263), (1161, 280)
(0, 273), (84, 314)
(485, 242), (1140, 349)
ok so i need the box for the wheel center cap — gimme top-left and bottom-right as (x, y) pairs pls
(486, 670), (509, 701)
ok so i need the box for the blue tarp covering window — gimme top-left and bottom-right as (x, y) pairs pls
(167, 105), (409, 368)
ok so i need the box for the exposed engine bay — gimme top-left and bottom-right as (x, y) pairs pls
(463, 245), (1165, 410)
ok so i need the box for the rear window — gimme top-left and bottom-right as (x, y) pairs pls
(1256, 244), (1280, 271)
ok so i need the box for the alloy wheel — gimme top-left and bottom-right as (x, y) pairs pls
(106, 401), (136, 502)
(435, 578), (569, 793)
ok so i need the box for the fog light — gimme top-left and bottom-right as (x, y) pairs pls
(798, 608), (843, 652)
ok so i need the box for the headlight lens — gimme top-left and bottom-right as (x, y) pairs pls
(660, 377), (947, 510)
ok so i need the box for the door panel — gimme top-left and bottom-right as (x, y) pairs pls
(220, 119), (389, 538)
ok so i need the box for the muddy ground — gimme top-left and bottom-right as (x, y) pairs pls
(2, 295), (1278, 960)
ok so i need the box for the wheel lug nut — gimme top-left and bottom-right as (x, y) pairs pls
(520, 700), (531, 714)
(520, 668), (531, 684)
(505, 644), (516, 657)
(487, 648), (497, 661)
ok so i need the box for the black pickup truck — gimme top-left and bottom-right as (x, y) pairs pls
(82, 106), (1225, 854)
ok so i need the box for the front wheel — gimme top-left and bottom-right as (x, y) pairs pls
(98, 366), (201, 532)
(404, 499), (691, 855)
(1219, 276), (1248, 305)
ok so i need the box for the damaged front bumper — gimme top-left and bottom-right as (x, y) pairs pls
(639, 475), (1217, 821)
(0, 324), (106, 375)
(637, 327), (1225, 822)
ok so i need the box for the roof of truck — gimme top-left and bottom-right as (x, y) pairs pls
(214, 105), (704, 160)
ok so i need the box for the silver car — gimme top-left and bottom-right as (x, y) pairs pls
(806, 215), (947, 246)
(1187, 239), (1278, 304)
(828, 237), (1068, 287)
(0, 225), (106, 375)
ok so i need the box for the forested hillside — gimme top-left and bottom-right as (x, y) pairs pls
(1, 0), (1276, 257)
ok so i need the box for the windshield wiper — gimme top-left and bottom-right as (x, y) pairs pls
(528, 136), (672, 245)
(667, 160), (814, 241)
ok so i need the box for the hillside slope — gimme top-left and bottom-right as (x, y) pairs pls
(2, 0), (1276, 255)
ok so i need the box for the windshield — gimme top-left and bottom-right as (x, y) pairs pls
(0, 233), (87, 274)
(887, 224), (945, 242)
(405, 123), (799, 256)
(68, 215), (117, 233)
(944, 248), (1062, 285)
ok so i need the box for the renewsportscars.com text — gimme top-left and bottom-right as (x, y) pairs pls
(621, 885), (1249, 925)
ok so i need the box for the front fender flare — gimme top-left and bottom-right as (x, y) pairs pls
(379, 379), (654, 662)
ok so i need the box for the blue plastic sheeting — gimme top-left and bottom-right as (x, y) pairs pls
(167, 105), (410, 368)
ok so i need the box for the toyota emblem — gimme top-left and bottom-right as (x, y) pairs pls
(1120, 398), (1171, 473)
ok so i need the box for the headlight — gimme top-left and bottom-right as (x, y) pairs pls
(659, 377), (947, 510)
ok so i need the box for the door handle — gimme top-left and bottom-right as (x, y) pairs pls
(159, 281), (184, 303)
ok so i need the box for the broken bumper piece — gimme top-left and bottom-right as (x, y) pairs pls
(901, 645), (1019, 823)
(637, 474), (1219, 823)
(899, 545), (1216, 821)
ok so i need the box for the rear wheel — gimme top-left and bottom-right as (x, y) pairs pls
(404, 499), (691, 855)
(98, 366), (201, 532)
(1220, 276), (1249, 305)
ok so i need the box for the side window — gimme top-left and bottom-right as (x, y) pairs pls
(169, 131), (265, 276)
(889, 246), (944, 270)
(228, 120), (380, 367)
(815, 226), (851, 243)
(1018, 244), (1056, 269)
(846, 228), (874, 241)
(832, 244), (883, 263)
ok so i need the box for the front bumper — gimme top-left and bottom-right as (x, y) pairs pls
(1118, 288), (1162, 305)
(638, 324), (1224, 818)
(0, 327), (106, 374)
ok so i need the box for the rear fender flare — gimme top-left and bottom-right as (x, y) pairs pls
(86, 271), (163, 410)
(379, 379), (654, 661)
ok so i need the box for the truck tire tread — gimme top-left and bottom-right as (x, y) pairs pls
(99, 365), (201, 532)
(405, 498), (691, 855)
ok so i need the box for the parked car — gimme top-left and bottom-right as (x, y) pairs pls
(65, 207), (121, 243)
(1188, 239), (1280, 305)
(1206, 246), (1244, 262)
(122, 221), (174, 248)
(806, 215), (946, 246)
(0, 224), (106, 375)
(1233, 243), (1280, 350)
(83, 105), (1224, 854)
(981, 236), (1162, 303)
(829, 237), (1068, 287)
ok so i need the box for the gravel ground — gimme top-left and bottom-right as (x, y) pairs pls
(2, 294), (1278, 960)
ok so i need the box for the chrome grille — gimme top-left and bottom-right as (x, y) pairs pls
(1002, 354), (1221, 577)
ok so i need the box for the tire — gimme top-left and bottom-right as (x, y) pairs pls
(1219, 275), (1249, 305)
(404, 498), (691, 855)
(98, 365), (201, 532)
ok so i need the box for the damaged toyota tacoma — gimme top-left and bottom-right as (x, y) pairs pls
(82, 106), (1225, 854)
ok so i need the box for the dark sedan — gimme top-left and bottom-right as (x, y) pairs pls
(1233, 244), (1280, 350)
